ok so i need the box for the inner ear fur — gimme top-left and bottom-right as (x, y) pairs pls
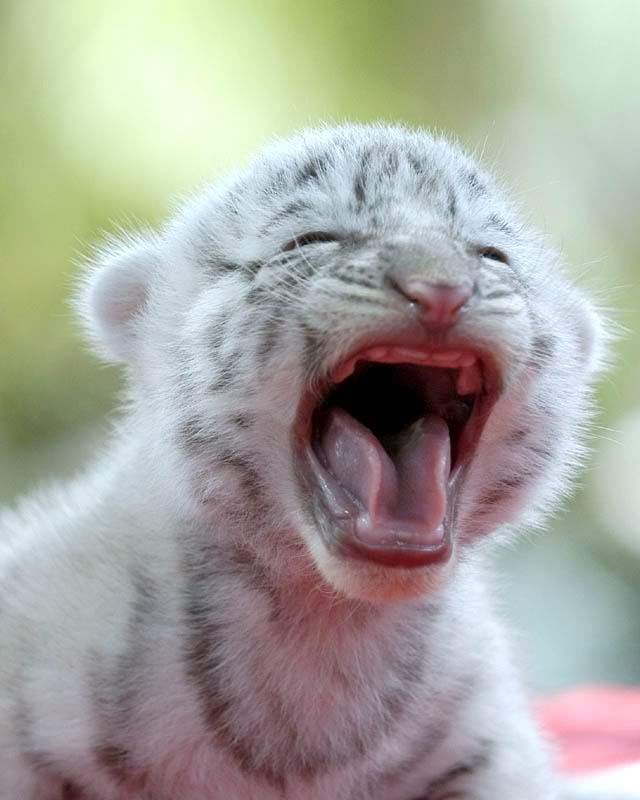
(576, 296), (609, 377)
(76, 232), (161, 364)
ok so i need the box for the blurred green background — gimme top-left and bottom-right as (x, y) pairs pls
(1, 0), (639, 691)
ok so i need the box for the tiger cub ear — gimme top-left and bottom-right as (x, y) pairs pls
(573, 294), (610, 378)
(76, 233), (160, 364)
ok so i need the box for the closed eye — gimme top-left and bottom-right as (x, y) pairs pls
(477, 246), (510, 265)
(282, 232), (339, 252)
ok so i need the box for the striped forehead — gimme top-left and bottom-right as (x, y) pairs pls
(186, 128), (516, 269)
(243, 137), (498, 239)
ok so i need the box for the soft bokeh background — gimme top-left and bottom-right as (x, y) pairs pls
(1, 0), (639, 691)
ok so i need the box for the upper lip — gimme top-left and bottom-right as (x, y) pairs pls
(322, 340), (499, 475)
(302, 335), (501, 466)
(332, 344), (485, 402)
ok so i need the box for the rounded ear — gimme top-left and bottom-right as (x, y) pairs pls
(574, 296), (608, 377)
(76, 232), (160, 364)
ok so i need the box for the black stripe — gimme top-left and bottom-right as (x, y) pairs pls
(477, 475), (527, 508)
(245, 283), (270, 306)
(267, 199), (312, 228)
(243, 260), (262, 277)
(90, 568), (156, 789)
(354, 174), (366, 207)
(208, 364), (236, 392)
(465, 170), (487, 198)
(508, 427), (530, 444)
(530, 333), (556, 368)
(302, 325), (326, 381)
(331, 271), (379, 291)
(527, 443), (553, 461)
(406, 151), (425, 176)
(448, 185), (458, 219)
(417, 742), (492, 798)
(61, 781), (87, 799)
(179, 418), (218, 455)
(486, 213), (515, 237)
(257, 317), (281, 362)
(481, 287), (513, 301)
(229, 413), (255, 430)
(298, 155), (329, 183)
(207, 310), (230, 353)
(384, 149), (400, 176)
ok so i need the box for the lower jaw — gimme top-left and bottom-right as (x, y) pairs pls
(300, 448), (464, 574)
(309, 533), (455, 603)
(341, 531), (453, 568)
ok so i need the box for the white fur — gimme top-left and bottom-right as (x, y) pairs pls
(0, 124), (628, 799)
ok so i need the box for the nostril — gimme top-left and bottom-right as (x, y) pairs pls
(404, 281), (472, 311)
(395, 280), (474, 329)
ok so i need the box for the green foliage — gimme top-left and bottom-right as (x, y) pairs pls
(1, 0), (638, 477)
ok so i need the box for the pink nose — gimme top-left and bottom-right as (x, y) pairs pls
(400, 280), (473, 329)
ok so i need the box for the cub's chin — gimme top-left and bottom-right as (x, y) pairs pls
(308, 536), (453, 604)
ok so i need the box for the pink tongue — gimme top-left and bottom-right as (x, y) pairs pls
(320, 408), (450, 548)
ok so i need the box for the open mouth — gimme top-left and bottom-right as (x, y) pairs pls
(298, 344), (499, 568)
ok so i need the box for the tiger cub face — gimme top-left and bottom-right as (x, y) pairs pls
(80, 124), (603, 602)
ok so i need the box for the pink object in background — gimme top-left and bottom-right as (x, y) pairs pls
(537, 686), (640, 774)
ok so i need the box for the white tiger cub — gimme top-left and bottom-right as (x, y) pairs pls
(0, 124), (637, 800)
